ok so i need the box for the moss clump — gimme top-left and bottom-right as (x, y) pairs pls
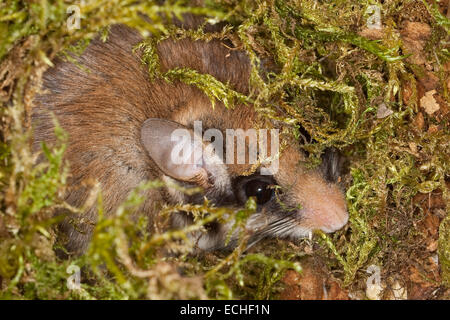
(439, 214), (450, 287)
(1, 0), (449, 299)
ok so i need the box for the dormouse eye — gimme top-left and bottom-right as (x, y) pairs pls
(236, 175), (276, 205)
(245, 180), (274, 204)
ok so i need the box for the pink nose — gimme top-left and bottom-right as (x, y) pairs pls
(316, 206), (349, 233)
(302, 199), (349, 233)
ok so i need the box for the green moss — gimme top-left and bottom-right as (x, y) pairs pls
(164, 67), (252, 109)
(1, 0), (449, 300)
(439, 215), (450, 287)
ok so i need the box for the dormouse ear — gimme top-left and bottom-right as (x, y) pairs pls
(140, 118), (208, 186)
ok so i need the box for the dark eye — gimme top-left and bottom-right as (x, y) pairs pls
(235, 175), (276, 205)
(245, 180), (274, 205)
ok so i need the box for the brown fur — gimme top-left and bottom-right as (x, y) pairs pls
(32, 24), (348, 255)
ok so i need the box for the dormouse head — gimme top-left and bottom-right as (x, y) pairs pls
(140, 112), (348, 250)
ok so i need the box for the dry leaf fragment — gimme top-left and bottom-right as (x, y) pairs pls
(376, 103), (393, 118)
(413, 112), (425, 131)
(359, 28), (384, 40)
(420, 90), (440, 115)
(400, 22), (432, 65)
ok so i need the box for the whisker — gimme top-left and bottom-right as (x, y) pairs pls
(245, 216), (296, 250)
